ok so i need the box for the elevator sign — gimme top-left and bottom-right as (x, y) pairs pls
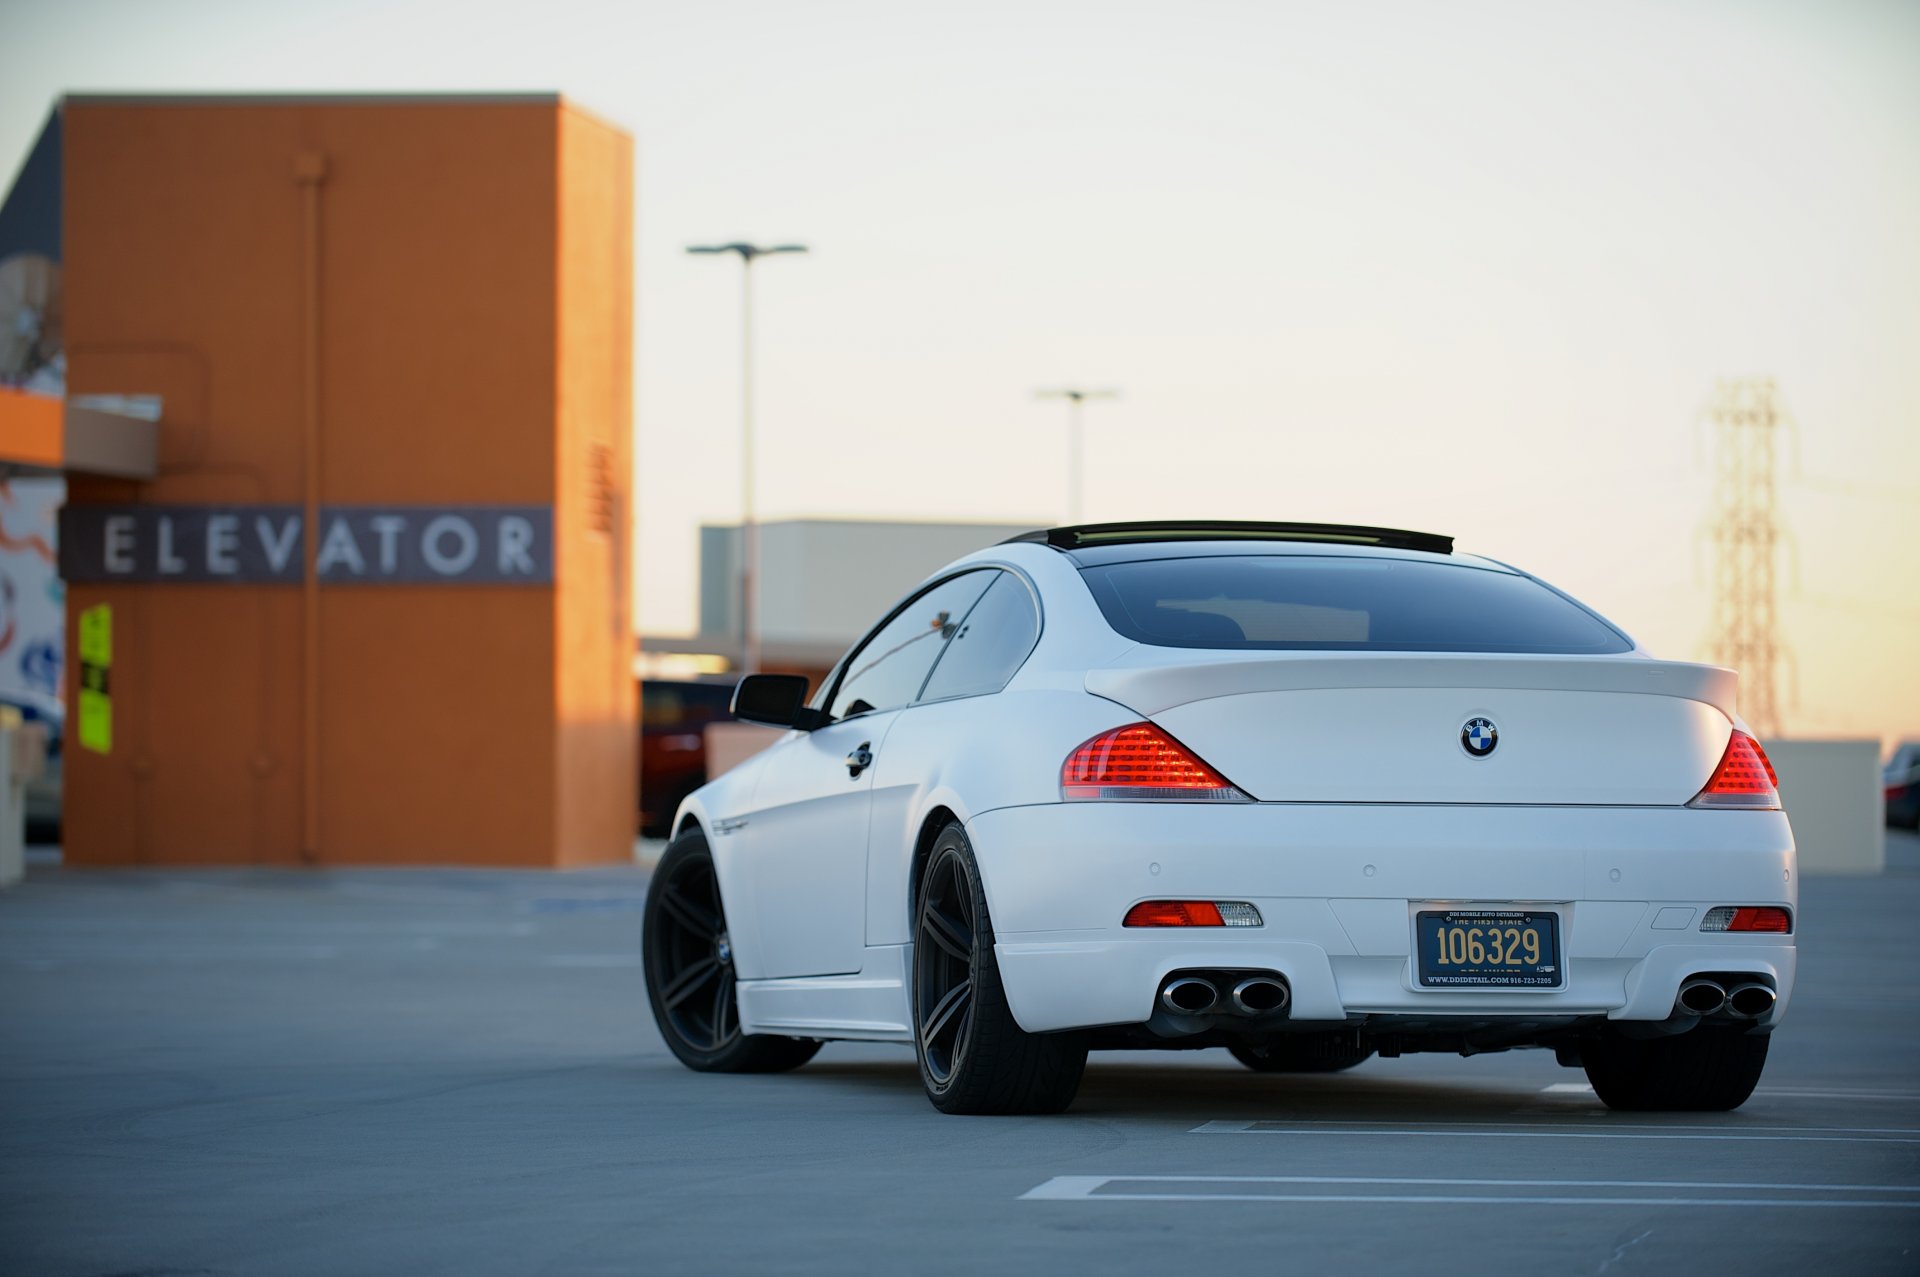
(58, 506), (554, 585)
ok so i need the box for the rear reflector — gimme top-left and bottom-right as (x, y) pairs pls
(1687, 731), (1781, 810)
(1123, 900), (1263, 928)
(1701, 906), (1792, 933)
(1062, 722), (1249, 802)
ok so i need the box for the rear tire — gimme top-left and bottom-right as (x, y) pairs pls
(643, 829), (822, 1074)
(1229, 1034), (1374, 1074)
(912, 822), (1088, 1114)
(1582, 1024), (1769, 1111)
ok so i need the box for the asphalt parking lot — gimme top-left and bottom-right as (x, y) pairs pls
(3, 833), (1917, 1276)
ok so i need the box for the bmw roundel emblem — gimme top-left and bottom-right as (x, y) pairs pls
(1461, 717), (1498, 758)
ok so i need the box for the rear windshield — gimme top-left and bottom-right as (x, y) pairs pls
(1079, 555), (1632, 654)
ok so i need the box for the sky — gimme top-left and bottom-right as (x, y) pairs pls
(2, 0), (1916, 742)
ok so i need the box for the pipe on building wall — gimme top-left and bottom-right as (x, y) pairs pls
(294, 151), (328, 863)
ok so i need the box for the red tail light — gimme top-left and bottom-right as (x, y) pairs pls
(1061, 723), (1249, 802)
(1124, 901), (1225, 927)
(1701, 905), (1792, 933)
(1688, 731), (1780, 810)
(1123, 901), (1264, 927)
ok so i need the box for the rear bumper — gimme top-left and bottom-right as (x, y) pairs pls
(967, 801), (1796, 1036)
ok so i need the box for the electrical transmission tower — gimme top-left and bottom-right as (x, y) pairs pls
(1704, 378), (1786, 736)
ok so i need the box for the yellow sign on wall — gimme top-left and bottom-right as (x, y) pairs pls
(79, 603), (113, 666)
(77, 604), (112, 755)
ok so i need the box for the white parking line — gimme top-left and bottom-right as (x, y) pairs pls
(1758, 1088), (1920, 1101)
(1198, 1118), (1920, 1134)
(1540, 1082), (1594, 1094)
(1021, 1174), (1920, 1208)
(1191, 1119), (1920, 1144)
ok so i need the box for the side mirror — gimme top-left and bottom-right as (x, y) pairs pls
(730, 673), (823, 730)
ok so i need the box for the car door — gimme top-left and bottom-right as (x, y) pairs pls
(863, 570), (1044, 947)
(743, 570), (997, 978)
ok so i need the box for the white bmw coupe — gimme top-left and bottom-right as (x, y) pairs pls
(643, 522), (1796, 1115)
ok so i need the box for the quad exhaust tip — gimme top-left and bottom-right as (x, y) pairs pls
(1676, 978), (1727, 1016)
(1161, 977), (1219, 1015)
(1725, 983), (1777, 1019)
(1230, 976), (1291, 1016)
(1158, 973), (1291, 1017)
(1674, 977), (1775, 1020)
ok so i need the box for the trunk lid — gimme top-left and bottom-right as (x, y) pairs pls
(1086, 652), (1736, 806)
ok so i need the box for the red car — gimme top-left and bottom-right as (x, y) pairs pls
(639, 678), (738, 837)
(1887, 741), (1920, 829)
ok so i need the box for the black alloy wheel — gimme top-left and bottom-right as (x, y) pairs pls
(914, 843), (978, 1087)
(643, 830), (820, 1074)
(911, 822), (1087, 1114)
(651, 843), (737, 1051)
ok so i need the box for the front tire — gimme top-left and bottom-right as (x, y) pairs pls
(643, 829), (821, 1074)
(912, 822), (1087, 1114)
(1582, 1024), (1769, 1111)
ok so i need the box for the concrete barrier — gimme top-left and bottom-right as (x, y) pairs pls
(1762, 738), (1885, 875)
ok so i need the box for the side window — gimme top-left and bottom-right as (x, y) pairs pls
(918, 572), (1040, 703)
(827, 571), (996, 720)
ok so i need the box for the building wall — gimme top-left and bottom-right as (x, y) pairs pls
(553, 104), (636, 866)
(697, 519), (1039, 650)
(59, 96), (633, 866)
(0, 478), (64, 709)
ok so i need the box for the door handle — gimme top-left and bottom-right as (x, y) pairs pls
(846, 742), (873, 778)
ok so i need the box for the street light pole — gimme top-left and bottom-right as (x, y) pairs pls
(688, 241), (807, 675)
(1036, 388), (1119, 524)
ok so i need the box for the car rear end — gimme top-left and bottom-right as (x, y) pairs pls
(978, 785), (1795, 1043)
(971, 528), (1795, 1098)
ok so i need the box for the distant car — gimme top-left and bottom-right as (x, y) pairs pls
(638, 678), (738, 838)
(644, 521), (1797, 1115)
(1886, 741), (1920, 829)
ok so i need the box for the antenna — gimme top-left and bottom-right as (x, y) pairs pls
(1704, 378), (1787, 736)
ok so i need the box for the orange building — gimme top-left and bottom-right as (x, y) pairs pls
(1, 94), (635, 867)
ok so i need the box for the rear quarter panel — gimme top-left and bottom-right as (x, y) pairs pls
(862, 686), (1140, 946)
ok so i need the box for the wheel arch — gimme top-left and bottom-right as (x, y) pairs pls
(908, 803), (964, 917)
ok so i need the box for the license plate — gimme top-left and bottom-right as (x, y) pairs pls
(1415, 909), (1561, 988)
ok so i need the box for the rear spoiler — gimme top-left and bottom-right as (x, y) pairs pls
(1087, 652), (1740, 720)
(1004, 521), (1453, 556)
